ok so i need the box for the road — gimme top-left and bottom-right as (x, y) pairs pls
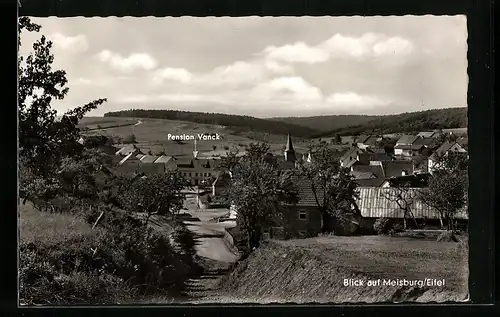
(183, 210), (239, 264)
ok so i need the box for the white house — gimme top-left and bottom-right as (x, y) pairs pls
(428, 141), (467, 174)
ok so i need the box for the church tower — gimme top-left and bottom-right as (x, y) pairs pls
(284, 134), (297, 163)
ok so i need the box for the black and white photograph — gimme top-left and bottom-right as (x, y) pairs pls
(18, 15), (469, 305)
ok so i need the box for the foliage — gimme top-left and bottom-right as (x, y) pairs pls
(123, 133), (137, 144)
(224, 143), (297, 253)
(380, 184), (419, 229)
(18, 17), (107, 178)
(20, 205), (201, 305)
(119, 172), (187, 219)
(104, 109), (319, 137)
(419, 152), (468, 231)
(296, 142), (360, 232)
(373, 217), (393, 235)
(313, 107), (467, 138)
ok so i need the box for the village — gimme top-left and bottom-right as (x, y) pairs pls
(88, 127), (469, 245)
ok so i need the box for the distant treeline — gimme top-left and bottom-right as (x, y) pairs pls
(271, 115), (379, 132)
(311, 108), (467, 138)
(103, 109), (320, 137)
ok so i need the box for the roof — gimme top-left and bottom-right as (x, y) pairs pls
(413, 137), (434, 147)
(355, 135), (371, 144)
(381, 160), (414, 178)
(429, 141), (466, 160)
(293, 176), (324, 207)
(417, 132), (436, 138)
(351, 170), (377, 180)
(140, 155), (159, 164)
(396, 135), (419, 145)
(340, 147), (362, 162)
(175, 159), (195, 168)
(154, 155), (174, 164)
(394, 144), (424, 150)
(357, 187), (468, 219)
(285, 134), (295, 152)
(115, 144), (141, 156)
(354, 178), (386, 187)
(365, 136), (381, 146)
(383, 173), (431, 188)
(118, 150), (142, 166)
(137, 163), (166, 175)
(357, 152), (393, 163)
(352, 165), (385, 179)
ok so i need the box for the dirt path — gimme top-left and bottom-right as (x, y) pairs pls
(180, 210), (240, 301)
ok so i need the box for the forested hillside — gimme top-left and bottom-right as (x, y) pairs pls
(104, 109), (320, 137)
(311, 107), (467, 137)
(271, 115), (379, 132)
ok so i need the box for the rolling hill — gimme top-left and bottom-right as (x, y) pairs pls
(310, 107), (467, 138)
(104, 109), (320, 138)
(270, 115), (380, 132)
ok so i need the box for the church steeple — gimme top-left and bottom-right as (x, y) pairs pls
(284, 134), (296, 162)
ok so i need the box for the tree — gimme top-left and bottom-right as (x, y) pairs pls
(380, 183), (419, 229)
(224, 143), (297, 253)
(212, 145), (217, 151)
(419, 152), (468, 231)
(121, 172), (187, 224)
(18, 17), (107, 181)
(296, 142), (360, 233)
(334, 134), (342, 144)
(123, 134), (137, 144)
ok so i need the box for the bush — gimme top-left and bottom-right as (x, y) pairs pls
(20, 206), (202, 305)
(373, 217), (393, 235)
(123, 134), (137, 144)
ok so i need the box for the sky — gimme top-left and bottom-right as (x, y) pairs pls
(19, 16), (468, 118)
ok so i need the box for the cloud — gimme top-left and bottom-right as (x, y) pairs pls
(49, 33), (89, 53)
(97, 50), (158, 72)
(250, 77), (323, 103)
(151, 59), (293, 88)
(262, 42), (330, 64)
(151, 68), (193, 84)
(325, 92), (392, 108)
(263, 32), (415, 64)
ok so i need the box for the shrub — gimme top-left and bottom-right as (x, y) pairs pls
(223, 145), (230, 150)
(123, 134), (137, 144)
(20, 206), (202, 304)
(373, 217), (393, 235)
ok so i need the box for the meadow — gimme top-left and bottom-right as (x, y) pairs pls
(79, 117), (312, 156)
(215, 235), (469, 303)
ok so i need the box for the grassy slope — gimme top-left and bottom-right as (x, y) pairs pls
(80, 117), (312, 156)
(104, 109), (319, 137)
(270, 115), (379, 132)
(19, 203), (105, 245)
(217, 236), (468, 303)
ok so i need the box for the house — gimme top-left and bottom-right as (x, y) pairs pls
(428, 141), (467, 174)
(115, 144), (140, 156)
(260, 176), (323, 240)
(115, 148), (144, 176)
(339, 147), (364, 168)
(212, 172), (231, 196)
(393, 134), (435, 158)
(355, 135), (382, 150)
(380, 173), (431, 188)
(417, 131), (437, 138)
(169, 155), (222, 186)
(356, 187), (468, 228)
(351, 160), (414, 187)
(139, 155), (159, 164)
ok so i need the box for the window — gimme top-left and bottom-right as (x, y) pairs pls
(189, 172), (192, 176)
(195, 173), (198, 176)
(298, 210), (307, 220)
(208, 173), (211, 176)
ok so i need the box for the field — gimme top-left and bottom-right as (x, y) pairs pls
(80, 117), (311, 156)
(215, 235), (469, 303)
(19, 202), (105, 245)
